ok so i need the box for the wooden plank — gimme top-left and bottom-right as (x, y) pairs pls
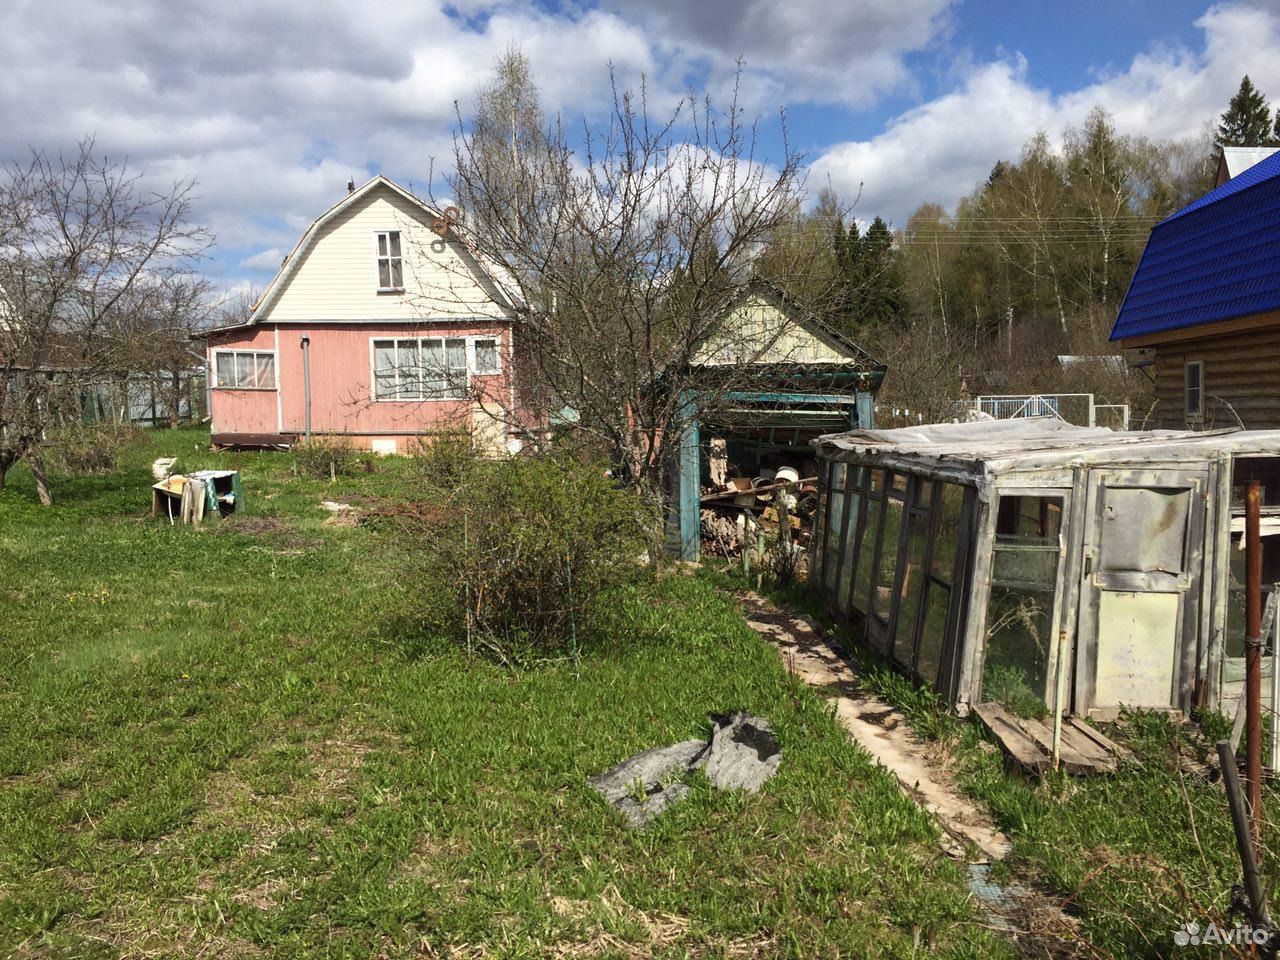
(1018, 717), (1111, 776)
(974, 703), (1050, 775)
(1065, 717), (1138, 766)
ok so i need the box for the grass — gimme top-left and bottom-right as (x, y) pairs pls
(0, 429), (1006, 958)
(753, 573), (1280, 959)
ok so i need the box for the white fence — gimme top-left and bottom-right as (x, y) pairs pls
(969, 393), (1130, 430)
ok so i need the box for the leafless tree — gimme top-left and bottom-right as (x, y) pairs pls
(114, 275), (214, 428)
(436, 51), (844, 531)
(0, 139), (210, 501)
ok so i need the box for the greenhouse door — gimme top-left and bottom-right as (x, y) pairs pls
(1076, 469), (1206, 717)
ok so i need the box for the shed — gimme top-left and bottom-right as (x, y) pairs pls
(669, 282), (885, 560)
(810, 418), (1280, 720)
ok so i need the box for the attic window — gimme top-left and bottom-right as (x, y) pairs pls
(376, 231), (403, 290)
(1185, 361), (1204, 422)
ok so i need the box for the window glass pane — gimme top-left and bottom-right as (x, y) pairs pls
(930, 484), (964, 583)
(474, 339), (499, 374)
(216, 353), (234, 387)
(822, 464), (846, 597)
(837, 477), (862, 613)
(374, 341), (397, 399)
(874, 480), (904, 622)
(855, 494), (881, 612)
(397, 341), (419, 398)
(422, 339), (446, 397)
(869, 469), (885, 495)
(255, 354), (275, 389)
(378, 260), (391, 288)
(388, 231), (401, 256)
(982, 494), (1064, 717)
(377, 234), (388, 256)
(917, 582), (950, 688)
(390, 259), (403, 288)
(446, 338), (467, 370)
(893, 509), (929, 668)
(236, 353), (254, 389)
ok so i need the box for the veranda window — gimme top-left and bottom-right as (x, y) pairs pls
(372, 337), (469, 400)
(214, 350), (276, 389)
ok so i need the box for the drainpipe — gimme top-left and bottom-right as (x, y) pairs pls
(300, 334), (312, 443)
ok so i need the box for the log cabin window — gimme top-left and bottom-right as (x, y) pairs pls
(1185, 360), (1203, 422)
(372, 337), (469, 400)
(213, 350), (276, 389)
(375, 231), (404, 290)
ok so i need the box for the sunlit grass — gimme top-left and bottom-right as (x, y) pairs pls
(0, 430), (1004, 958)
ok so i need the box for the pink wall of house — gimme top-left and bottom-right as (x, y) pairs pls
(207, 321), (515, 449)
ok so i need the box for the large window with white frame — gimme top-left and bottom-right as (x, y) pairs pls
(375, 231), (403, 291)
(373, 337), (469, 400)
(213, 350), (276, 389)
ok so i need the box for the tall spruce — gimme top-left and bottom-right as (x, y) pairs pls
(861, 216), (903, 327)
(1217, 75), (1278, 148)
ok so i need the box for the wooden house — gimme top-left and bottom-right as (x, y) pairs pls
(1112, 149), (1280, 431)
(197, 176), (525, 454)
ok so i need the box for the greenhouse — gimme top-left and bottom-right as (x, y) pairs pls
(810, 418), (1280, 719)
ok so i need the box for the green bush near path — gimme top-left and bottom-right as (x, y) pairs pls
(0, 429), (1008, 958)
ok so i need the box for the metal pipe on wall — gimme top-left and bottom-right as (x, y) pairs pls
(300, 335), (312, 444)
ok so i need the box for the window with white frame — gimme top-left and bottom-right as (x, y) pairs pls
(214, 350), (276, 389)
(373, 337), (469, 400)
(1185, 360), (1203, 421)
(472, 337), (501, 375)
(375, 231), (403, 290)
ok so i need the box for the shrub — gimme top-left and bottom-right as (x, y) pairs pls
(406, 436), (648, 662)
(44, 421), (141, 475)
(292, 434), (360, 479)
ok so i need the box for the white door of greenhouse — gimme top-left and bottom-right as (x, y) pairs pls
(1075, 469), (1207, 717)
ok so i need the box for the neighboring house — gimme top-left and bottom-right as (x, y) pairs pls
(1111, 149), (1280, 430)
(199, 175), (522, 453)
(1214, 145), (1279, 187)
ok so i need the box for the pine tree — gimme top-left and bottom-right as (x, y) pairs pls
(861, 216), (904, 327)
(1217, 75), (1278, 148)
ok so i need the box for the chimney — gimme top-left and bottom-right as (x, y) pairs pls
(346, 177), (355, 195)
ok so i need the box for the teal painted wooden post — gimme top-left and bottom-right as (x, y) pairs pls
(678, 390), (701, 562)
(855, 391), (875, 429)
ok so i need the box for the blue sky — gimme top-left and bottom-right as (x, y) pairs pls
(2, 0), (1277, 298)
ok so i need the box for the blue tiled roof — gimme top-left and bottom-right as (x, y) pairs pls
(1110, 149), (1280, 341)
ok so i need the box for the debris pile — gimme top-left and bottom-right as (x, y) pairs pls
(589, 712), (781, 828)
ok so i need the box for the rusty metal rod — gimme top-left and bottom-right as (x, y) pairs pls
(1246, 481), (1264, 864)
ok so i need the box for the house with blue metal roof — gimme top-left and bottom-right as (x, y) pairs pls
(1111, 148), (1280, 430)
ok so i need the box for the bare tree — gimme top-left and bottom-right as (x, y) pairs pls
(0, 139), (209, 501)
(114, 275), (214, 428)
(441, 52), (840, 531)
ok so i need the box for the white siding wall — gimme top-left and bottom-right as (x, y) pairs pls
(260, 186), (509, 323)
(693, 294), (852, 366)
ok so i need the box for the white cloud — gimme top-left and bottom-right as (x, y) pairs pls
(811, 2), (1280, 224)
(238, 248), (287, 273)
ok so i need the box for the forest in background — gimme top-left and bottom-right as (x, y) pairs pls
(763, 75), (1280, 427)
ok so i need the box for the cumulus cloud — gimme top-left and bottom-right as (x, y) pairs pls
(811, 2), (1280, 224)
(604, 0), (955, 107)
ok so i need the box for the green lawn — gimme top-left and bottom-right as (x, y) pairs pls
(0, 430), (1005, 958)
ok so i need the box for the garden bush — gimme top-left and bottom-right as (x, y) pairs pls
(44, 421), (141, 475)
(406, 436), (648, 662)
(292, 434), (360, 478)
